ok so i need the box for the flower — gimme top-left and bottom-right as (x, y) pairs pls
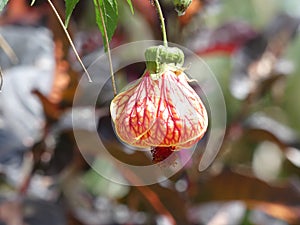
(110, 46), (208, 162)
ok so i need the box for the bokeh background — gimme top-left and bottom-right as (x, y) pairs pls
(0, 0), (300, 224)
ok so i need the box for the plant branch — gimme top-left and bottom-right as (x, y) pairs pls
(0, 34), (18, 64)
(154, 0), (168, 47)
(95, 0), (117, 96)
(115, 163), (177, 225)
(47, 0), (92, 82)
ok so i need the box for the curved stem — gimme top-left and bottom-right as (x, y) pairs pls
(47, 0), (92, 82)
(154, 0), (168, 47)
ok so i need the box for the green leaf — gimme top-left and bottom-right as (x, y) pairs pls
(126, 0), (134, 14)
(0, 0), (9, 12)
(93, 0), (118, 51)
(30, 0), (36, 6)
(64, 0), (80, 27)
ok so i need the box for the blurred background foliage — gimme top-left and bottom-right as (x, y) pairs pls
(0, 0), (299, 224)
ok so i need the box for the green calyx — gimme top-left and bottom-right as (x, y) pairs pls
(173, 0), (192, 16)
(145, 45), (184, 74)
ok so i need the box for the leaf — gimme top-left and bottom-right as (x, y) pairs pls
(93, 0), (118, 51)
(64, 0), (80, 27)
(0, 0), (9, 12)
(126, 0), (134, 14)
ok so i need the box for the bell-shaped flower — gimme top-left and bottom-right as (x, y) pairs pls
(110, 46), (208, 162)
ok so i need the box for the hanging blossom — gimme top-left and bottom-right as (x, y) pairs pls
(110, 46), (208, 163)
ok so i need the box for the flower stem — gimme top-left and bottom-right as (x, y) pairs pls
(96, 0), (117, 96)
(154, 0), (168, 47)
(47, 0), (92, 82)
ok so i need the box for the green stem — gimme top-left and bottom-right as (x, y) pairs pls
(47, 0), (92, 82)
(154, 0), (168, 47)
(96, 0), (117, 96)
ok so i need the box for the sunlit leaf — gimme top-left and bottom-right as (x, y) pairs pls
(0, 0), (9, 12)
(126, 0), (134, 14)
(64, 0), (80, 27)
(93, 0), (118, 51)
